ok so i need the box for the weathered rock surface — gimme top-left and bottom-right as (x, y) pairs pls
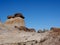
(0, 13), (60, 45)
(5, 13), (25, 28)
(5, 17), (25, 28)
(14, 26), (36, 32)
(50, 27), (60, 32)
(0, 23), (60, 45)
(7, 13), (25, 19)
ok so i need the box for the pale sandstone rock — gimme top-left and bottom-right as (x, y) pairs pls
(0, 13), (60, 45)
(5, 17), (25, 28)
(0, 25), (60, 45)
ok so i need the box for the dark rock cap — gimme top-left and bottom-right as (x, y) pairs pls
(7, 13), (25, 19)
(14, 13), (25, 19)
(7, 16), (14, 19)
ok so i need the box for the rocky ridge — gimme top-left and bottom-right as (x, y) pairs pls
(0, 13), (60, 45)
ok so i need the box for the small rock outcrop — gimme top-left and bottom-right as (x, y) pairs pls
(5, 13), (25, 28)
(7, 13), (25, 19)
(7, 16), (14, 19)
(29, 28), (36, 32)
(50, 27), (60, 32)
(15, 26), (29, 31)
(14, 13), (25, 19)
(15, 26), (36, 32)
(37, 30), (43, 33)
(37, 30), (48, 33)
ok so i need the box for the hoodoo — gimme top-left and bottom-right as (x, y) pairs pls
(5, 13), (25, 27)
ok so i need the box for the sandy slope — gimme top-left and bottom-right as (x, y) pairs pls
(0, 22), (60, 45)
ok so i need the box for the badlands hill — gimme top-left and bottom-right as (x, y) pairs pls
(0, 13), (60, 45)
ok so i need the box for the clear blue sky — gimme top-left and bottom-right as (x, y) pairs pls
(0, 0), (60, 30)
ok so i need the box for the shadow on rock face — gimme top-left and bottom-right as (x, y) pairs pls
(14, 26), (36, 32)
